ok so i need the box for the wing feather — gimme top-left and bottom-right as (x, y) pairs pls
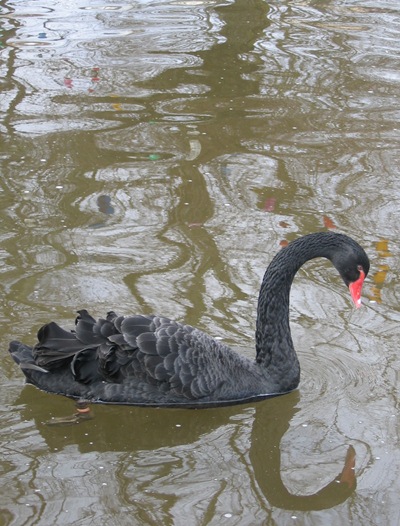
(30, 310), (228, 401)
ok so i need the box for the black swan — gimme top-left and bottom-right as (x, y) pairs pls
(9, 232), (369, 407)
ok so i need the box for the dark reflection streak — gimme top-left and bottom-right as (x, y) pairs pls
(204, 477), (228, 522)
(3, 454), (42, 526)
(148, 0), (267, 101)
(199, 0), (268, 99)
(123, 0), (271, 325)
(172, 166), (216, 322)
(124, 162), (248, 326)
(27, 458), (47, 526)
(177, 164), (249, 315)
(15, 389), (356, 513)
(178, 0), (271, 321)
(123, 165), (211, 314)
(1, 5), (24, 142)
(123, 225), (195, 313)
(138, 0), (270, 163)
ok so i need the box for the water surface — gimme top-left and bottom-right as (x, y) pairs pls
(1, 1), (400, 525)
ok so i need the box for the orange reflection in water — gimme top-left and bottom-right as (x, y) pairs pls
(369, 239), (391, 303)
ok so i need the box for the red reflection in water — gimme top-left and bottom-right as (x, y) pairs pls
(323, 215), (336, 229)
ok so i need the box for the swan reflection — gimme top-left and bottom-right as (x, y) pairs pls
(13, 388), (356, 519)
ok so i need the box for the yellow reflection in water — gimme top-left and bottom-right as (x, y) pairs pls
(369, 239), (391, 303)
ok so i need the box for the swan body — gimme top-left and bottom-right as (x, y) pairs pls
(9, 232), (369, 407)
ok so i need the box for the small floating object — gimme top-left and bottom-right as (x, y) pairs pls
(323, 215), (337, 229)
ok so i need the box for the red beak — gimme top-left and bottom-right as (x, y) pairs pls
(349, 270), (365, 308)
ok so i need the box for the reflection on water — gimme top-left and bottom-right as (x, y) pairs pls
(369, 239), (391, 304)
(2, 389), (356, 525)
(1, 0), (400, 524)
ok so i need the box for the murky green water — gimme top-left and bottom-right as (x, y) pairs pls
(1, 1), (399, 524)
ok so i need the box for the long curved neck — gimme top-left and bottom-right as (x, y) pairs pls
(255, 234), (340, 391)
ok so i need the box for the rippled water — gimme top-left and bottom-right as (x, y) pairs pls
(1, 1), (400, 524)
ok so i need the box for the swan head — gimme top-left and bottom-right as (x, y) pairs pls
(331, 238), (370, 308)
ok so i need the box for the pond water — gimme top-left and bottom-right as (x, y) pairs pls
(1, 0), (399, 524)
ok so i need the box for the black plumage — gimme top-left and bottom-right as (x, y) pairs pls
(9, 232), (370, 407)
